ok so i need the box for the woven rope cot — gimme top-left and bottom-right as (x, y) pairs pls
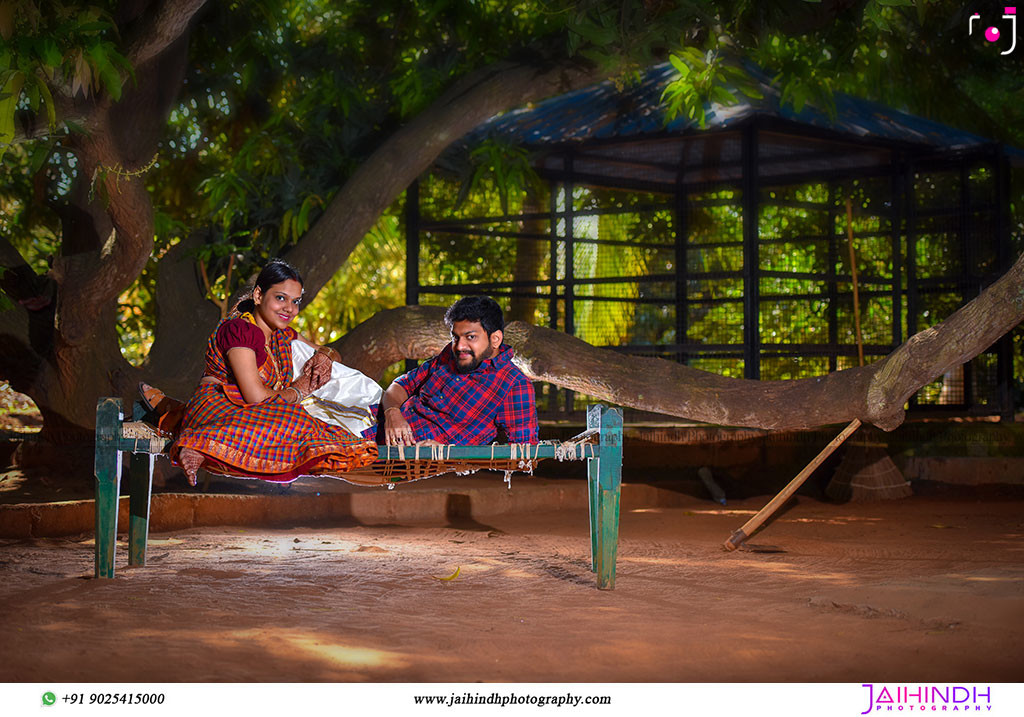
(99, 398), (623, 589)
(120, 421), (598, 486)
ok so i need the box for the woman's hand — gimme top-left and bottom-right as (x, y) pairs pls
(289, 372), (316, 401)
(316, 345), (342, 363)
(302, 351), (333, 391)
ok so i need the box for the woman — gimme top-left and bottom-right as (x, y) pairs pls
(167, 260), (377, 485)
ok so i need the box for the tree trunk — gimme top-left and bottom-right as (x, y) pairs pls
(331, 250), (1024, 432)
(4, 49), (604, 434)
(283, 60), (606, 299)
(0, 0), (208, 440)
(507, 185), (548, 325)
(145, 230), (223, 399)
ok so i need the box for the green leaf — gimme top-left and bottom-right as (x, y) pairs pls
(710, 86), (736, 106)
(791, 84), (809, 114)
(579, 47), (613, 66)
(106, 48), (136, 85)
(680, 47), (705, 65)
(296, 196), (317, 238)
(669, 54), (689, 77)
(24, 77), (39, 109)
(735, 78), (764, 101)
(571, 19), (616, 47)
(29, 74), (56, 127)
(864, 3), (891, 31)
(281, 208), (293, 241)
(27, 140), (53, 174)
(88, 44), (122, 100)
(0, 70), (24, 164)
(39, 38), (61, 68)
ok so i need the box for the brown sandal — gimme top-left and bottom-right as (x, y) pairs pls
(139, 382), (167, 413)
(139, 382), (187, 436)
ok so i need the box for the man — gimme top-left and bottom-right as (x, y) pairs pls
(374, 296), (539, 446)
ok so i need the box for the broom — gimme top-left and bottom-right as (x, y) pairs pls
(825, 198), (912, 502)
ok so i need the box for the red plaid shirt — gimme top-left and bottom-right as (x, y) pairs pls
(388, 343), (538, 444)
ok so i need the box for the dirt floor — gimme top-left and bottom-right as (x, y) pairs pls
(0, 487), (1021, 683)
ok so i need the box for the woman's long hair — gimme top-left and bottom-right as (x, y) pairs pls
(234, 260), (304, 315)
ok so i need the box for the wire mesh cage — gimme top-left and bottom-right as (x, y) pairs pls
(412, 123), (1017, 421)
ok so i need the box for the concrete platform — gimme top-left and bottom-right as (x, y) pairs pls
(0, 475), (695, 540)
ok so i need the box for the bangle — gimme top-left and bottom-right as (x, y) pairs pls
(286, 386), (303, 404)
(384, 406), (402, 416)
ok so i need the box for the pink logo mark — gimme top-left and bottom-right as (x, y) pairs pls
(969, 9), (1017, 54)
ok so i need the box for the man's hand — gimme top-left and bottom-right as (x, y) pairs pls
(384, 407), (415, 446)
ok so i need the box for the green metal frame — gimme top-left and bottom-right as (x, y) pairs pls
(93, 398), (623, 589)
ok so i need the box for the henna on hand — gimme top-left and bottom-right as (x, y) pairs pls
(290, 374), (315, 400)
(316, 346), (342, 363)
(302, 351), (333, 390)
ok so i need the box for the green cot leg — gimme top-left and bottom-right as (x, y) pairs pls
(94, 398), (123, 579)
(586, 405), (602, 573)
(596, 406), (622, 590)
(128, 452), (154, 567)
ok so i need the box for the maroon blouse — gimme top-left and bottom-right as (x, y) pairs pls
(216, 318), (268, 367)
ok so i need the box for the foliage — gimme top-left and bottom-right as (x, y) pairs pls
(0, 1), (131, 162)
(461, 139), (545, 215)
(4, 0), (1024, 429)
(0, 142), (60, 270)
(294, 203), (406, 344)
(662, 46), (763, 127)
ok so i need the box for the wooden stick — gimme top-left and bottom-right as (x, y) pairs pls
(845, 197), (864, 367)
(723, 196), (870, 551)
(723, 418), (862, 551)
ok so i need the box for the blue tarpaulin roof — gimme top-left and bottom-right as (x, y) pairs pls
(445, 62), (1023, 179)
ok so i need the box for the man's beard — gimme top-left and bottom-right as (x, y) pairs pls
(455, 345), (494, 374)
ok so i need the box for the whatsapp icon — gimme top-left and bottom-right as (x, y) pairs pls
(42, 692), (57, 706)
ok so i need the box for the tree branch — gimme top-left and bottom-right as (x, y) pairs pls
(10, 107), (88, 143)
(332, 250), (1024, 431)
(330, 305), (450, 380)
(285, 58), (606, 299)
(865, 249), (1024, 428)
(126, 0), (210, 68)
(145, 230), (222, 397)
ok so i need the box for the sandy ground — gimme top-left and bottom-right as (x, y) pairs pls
(0, 489), (1021, 683)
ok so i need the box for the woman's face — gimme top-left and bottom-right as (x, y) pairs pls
(253, 279), (303, 331)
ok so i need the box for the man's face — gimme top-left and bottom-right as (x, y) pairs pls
(451, 319), (502, 374)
